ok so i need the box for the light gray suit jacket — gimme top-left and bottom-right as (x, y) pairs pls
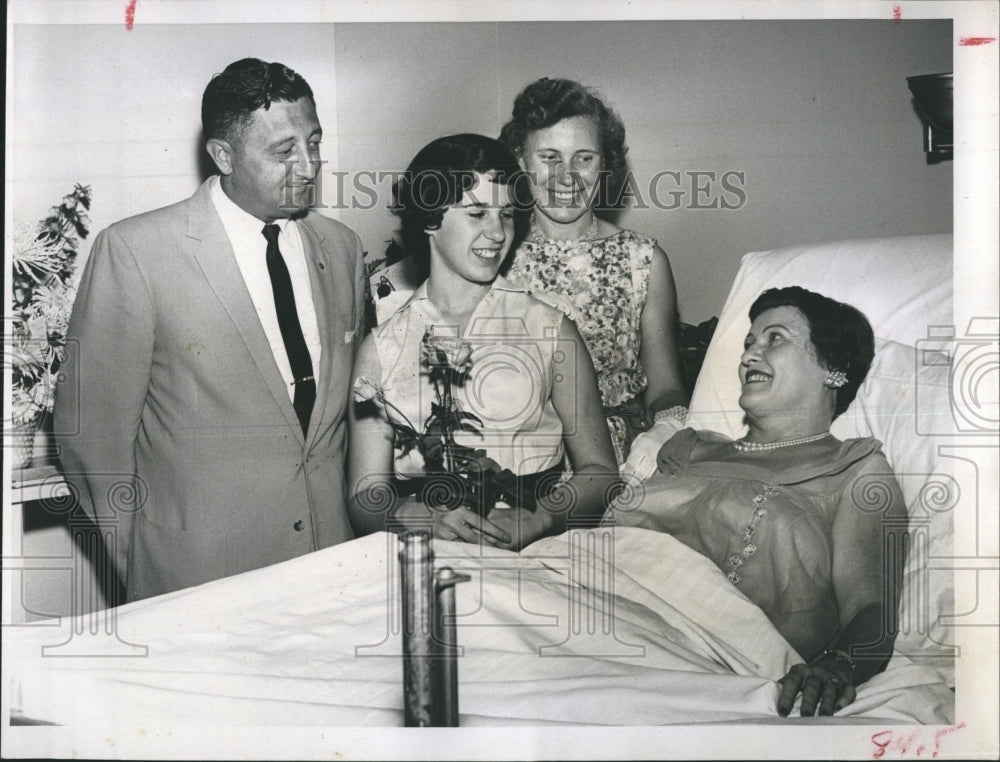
(54, 179), (366, 601)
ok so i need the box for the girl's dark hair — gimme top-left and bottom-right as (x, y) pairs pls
(391, 134), (529, 279)
(499, 77), (628, 206)
(749, 286), (875, 419)
(202, 58), (315, 143)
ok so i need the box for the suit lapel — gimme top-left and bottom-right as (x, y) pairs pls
(184, 181), (305, 442)
(298, 217), (351, 448)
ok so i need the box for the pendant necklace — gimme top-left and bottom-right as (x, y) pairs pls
(528, 213), (599, 245)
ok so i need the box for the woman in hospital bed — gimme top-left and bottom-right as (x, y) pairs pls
(606, 285), (907, 717)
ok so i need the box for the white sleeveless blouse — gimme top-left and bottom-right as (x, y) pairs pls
(373, 276), (566, 476)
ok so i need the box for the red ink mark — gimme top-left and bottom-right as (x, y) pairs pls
(871, 724), (966, 759)
(896, 729), (919, 755)
(933, 722), (966, 757)
(892, 4), (902, 22)
(959, 36), (996, 46)
(871, 730), (892, 759)
(125, 0), (137, 30)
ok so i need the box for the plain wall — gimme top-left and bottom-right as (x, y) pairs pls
(7, 23), (345, 260)
(9, 20), (951, 326)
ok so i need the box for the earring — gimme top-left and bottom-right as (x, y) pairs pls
(824, 370), (848, 389)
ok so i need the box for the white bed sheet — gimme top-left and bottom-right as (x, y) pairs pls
(7, 528), (953, 728)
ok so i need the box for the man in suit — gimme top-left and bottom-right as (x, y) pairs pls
(54, 58), (365, 602)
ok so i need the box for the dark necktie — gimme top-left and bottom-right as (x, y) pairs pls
(262, 224), (315, 436)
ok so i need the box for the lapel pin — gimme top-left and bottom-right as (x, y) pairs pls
(315, 260), (326, 270)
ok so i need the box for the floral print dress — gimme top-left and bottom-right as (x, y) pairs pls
(504, 229), (655, 463)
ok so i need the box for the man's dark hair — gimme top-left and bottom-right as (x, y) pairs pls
(201, 58), (314, 143)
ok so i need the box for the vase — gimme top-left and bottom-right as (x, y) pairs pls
(9, 411), (53, 471)
(10, 420), (37, 470)
(31, 410), (56, 465)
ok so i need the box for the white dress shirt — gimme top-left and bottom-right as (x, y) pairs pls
(210, 176), (321, 401)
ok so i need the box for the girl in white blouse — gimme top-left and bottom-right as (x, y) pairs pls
(347, 134), (618, 550)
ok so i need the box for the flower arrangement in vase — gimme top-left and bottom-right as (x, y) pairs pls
(354, 329), (525, 518)
(8, 184), (92, 467)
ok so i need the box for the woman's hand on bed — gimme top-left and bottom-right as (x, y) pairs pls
(480, 505), (556, 551)
(435, 505), (513, 545)
(391, 499), (513, 545)
(776, 661), (857, 717)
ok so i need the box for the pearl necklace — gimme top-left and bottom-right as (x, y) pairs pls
(528, 213), (599, 245)
(732, 431), (831, 452)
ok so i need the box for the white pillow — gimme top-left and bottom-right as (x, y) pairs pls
(688, 233), (953, 437)
(832, 339), (956, 679)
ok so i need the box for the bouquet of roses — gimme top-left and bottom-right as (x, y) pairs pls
(354, 329), (523, 518)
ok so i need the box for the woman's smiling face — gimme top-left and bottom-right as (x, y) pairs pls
(519, 116), (603, 226)
(738, 306), (831, 420)
(427, 172), (516, 284)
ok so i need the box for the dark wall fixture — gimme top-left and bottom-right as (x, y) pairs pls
(907, 72), (953, 163)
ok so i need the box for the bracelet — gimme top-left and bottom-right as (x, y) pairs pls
(653, 405), (688, 424)
(821, 649), (857, 677)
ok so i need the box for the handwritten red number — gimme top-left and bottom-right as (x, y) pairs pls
(873, 724), (966, 759)
(871, 730), (893, 759)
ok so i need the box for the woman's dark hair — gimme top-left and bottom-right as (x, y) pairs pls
(749, 286), (875, 419)
(499, 77), (628, 204)
(391, 134), (529, 280)
(202, 58), (315, 143)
